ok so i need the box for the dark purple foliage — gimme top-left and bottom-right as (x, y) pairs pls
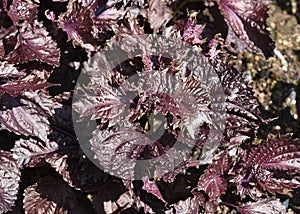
(5, 21), (60, 66)
(216, 0), (275, 58)
(7, 0), (38, 25)
(233, 134), (300, 199)
(23, 176), (78, 214)
(0, 0), (298, 213)
(196, 151), (232, 201)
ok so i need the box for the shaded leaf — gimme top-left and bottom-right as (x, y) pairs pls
(23, 176), (78, 214)
(46, 147), (110, 192)
(92, 180), (132, 214)
(131, 180), (166, 214)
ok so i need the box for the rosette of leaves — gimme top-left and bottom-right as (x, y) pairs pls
(73, 32), (263, 183)
(0, 0), (298, 213)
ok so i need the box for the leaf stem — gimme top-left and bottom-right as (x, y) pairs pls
(221, 201), (238, 208)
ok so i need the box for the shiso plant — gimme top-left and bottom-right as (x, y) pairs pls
(0, 0), (299, 213)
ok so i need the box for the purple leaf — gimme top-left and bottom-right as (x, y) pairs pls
(0, 70), (55, 97)
(237, 198), (287, 214)
(57, 0), (119, 51)
(8, 0), (38, 25)
(141, 0), (172, 33)
(191, 190), (219, 213)
(142, 176), (165, 202)
(0, 151), (20, 214)
(5, 21), (60, 66)
(214, 60), (262, 144)
(233, 134), (300, 198)
(23, 176), (78, 213)
(0, 61), (25, 78)
(197, 151), (232, 201)
(46, 147), (110, 192)
(130, 180), (166, 213)
(182, 18), (205, 45)
(217, 0), (275, 57)
(90, 126), (148, 180)
(46, 105), (110, 192)
(73, 71), (133, 127)
(48, 105), (77, 146)
(0, 90), (61, 142)
(12, 138), (59, 167)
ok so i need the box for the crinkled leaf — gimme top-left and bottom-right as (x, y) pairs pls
(23, 176), (78, 214)
(90, 124), (189, 180)
(237, 198), (288, 214)
(8, 0), (38, 25)
(12, 138), (59, 167)
(73, 71), (132, 126)
(142, 176), (165, 202)
(214, 59), (262, 144)
(197, 151), (232, 201)
(234, 134), (300, 198)
(0, 70), (54, 97)
(57, 0), (121, 51)
(5, 21), (60, 66)
(217, 0), (275, 57)
(47, 106), (110, 192)
(90, 127), (147, 180)
(0, 151), (20, 214)
(0, 90), (61, 142)
(57, 0), (97, 51)
(0, 61), (24, 78)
